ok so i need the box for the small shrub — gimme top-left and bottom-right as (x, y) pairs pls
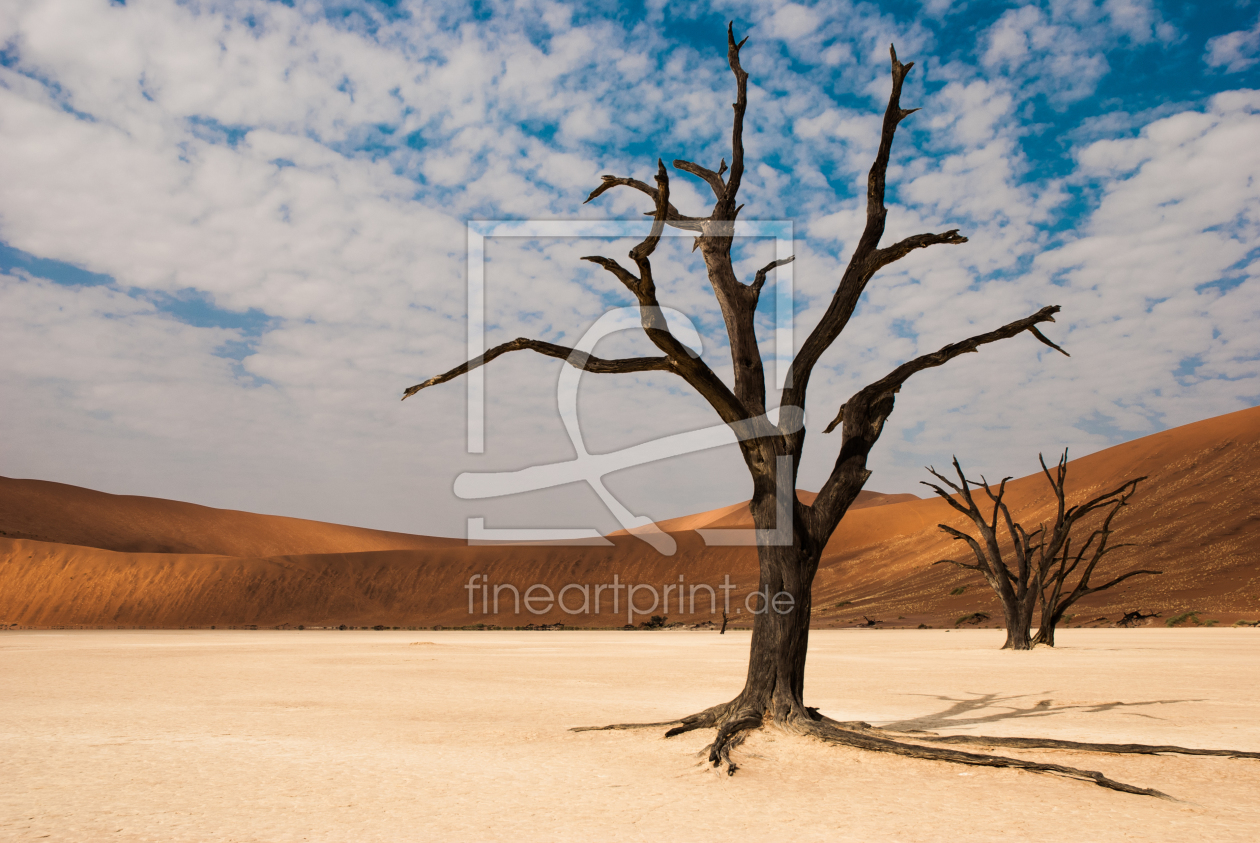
(949, 586), (967, 596)
(955, 612), (990, 626)
(1166, 611), (1201, 627)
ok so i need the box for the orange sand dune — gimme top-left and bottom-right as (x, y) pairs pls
(1, 406), (1258, 629)
(0, 476), (456, 556)
(616, 488), (919, 534)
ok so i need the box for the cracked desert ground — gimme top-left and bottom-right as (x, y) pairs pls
(3, 628), (1258, 842)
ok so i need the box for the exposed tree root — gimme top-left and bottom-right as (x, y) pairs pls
(706, 712), (763, 774)
(569, 720), (682, 733)
(893, 732), (1260, 759)
(800, 719), (1169, 798)
(573, 704), (1259, 797)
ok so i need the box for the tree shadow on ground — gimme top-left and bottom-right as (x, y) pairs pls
(880, 692), (1199, 733)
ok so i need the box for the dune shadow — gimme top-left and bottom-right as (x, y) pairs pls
(880, 692), (1199, 732)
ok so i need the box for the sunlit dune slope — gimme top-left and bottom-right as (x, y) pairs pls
(613, 489), (920, 534)
(0, 476), (456, 556)
(0, 532), (760, 629)
(1, 406), (1257, 629)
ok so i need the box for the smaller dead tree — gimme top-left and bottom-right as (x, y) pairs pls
(1117, 610), (1159, 628)
(924, 459), (1043, 649)
(1032, 453), (1161, 646)
(924, 451), (1160, 650)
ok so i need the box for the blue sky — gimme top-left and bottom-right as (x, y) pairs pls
(1, 0), (1258, 537)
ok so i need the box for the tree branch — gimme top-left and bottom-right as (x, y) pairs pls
(750, 255), (794, 298)
(784, 44), (931, 412)
(1084, 569), (1163, 595)
(673, 158), (726, 199)
(581, 255), (641, 296)
(808, 306), (1065, 541)
(921, 469), (979, 520)
(722, 22), (749, 211)
(583, 175), (704, 231)
(402, 338), (672, 400)
(868, 229), (968, 273)
(822, 305), (1067, 434)
(628, 160), (670, 292)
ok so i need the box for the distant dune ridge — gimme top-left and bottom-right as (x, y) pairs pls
(1, 406), (1258, 629)
(0, 477), (456, 556)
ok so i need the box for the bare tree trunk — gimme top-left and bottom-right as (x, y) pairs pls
(735, 509), (819, 727)
(1033, 604), (1067, 646)
(1003, 603), (1034, 650)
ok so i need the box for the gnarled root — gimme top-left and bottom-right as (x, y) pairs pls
(705, 711), (762, 775)
(573, 702), (1259, 797)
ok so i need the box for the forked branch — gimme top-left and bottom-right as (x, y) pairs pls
(808, 305), (1066, 539)
(583, 161), (753, 427)
(785, 45), (967, 410)
(750, 255), (795, 298)
(583, 175), (704, 231)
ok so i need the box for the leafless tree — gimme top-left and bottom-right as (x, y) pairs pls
(924, 451), (1160, 649)
(404, 25), (1255, 796)
(1032, 453), (1160, 646)
(924, 459), (1042, 649)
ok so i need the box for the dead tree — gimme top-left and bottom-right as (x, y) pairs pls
(404, 25), (1256, 796)
(924, 451), (1160, 650)
(923, 459), (1041, 650)
(1117, 610), (1159, 627)
(1032, 453), (1161, 646)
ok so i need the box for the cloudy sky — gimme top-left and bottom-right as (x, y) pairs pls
(1, 0), (1258, 540)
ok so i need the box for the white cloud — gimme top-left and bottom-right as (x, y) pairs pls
(1205, 15), (1260, 73)
(979, 0), (1172, 106)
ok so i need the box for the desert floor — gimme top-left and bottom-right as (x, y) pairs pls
(2, 629), (1258, 842)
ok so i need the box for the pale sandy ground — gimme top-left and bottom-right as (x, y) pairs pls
(2, 629), (1258, 842)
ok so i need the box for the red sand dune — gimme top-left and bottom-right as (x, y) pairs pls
(1, 406), (1258, 630)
